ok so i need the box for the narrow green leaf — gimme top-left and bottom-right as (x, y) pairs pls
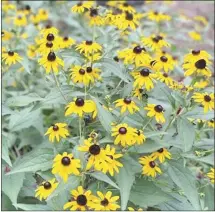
(167, 161), (201, 210)
(14, 203), (51, 211)
(89, 171), (119, 189)
(8, 148), (53, 175)
(2, 137), (12, 166)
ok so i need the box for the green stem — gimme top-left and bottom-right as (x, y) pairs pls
(161, 117), (176, 140)
(84, 85), (87, 100)
(51, 70), (68, 103)
(79, 117), (82, 138)
(143, 118), (152, 130)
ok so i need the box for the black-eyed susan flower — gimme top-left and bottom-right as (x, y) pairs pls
(134, 130), (146, 145)
(144, 104), (165, 123)
(183, 50), (211, 63)
(114, 97), (139, 114)
(65, 98), (97, 118)
(2, 1), (16, 12)
(37, 41), (60, 55)
(78, 138), (108, 171)
(146, 10), (171, 22)
(14, 14), (27, 26)
(38, 52), (64, 74)
(35, 178), (58, 201)
(70, 65), (91, 85)
(118, 46), (151, 67)
(71, 1), (94, 13)
(192, 92), (214, 113)
(183, 58), (212, 77)
(142, 34), (170, 51)
(2, 50), (22, 67)
(151, 148), (171, 163)
(76, 40), (102, 55)
(30, 14), (40, 25)
(155, 72), (174, 86)
(97, 145), (123, 176)
(27, 45), (37, 58)
(188, 31), (202, 41)
(193, 80), (208, 89)
(118, 2), (135, 13)
(85, 66), (102, 83)
(151, 55), (175, 72)
(132, 88), (144, 100)
(63, 186), (94, 211)
(207, 119), (215, 128)
(131, 68), (156, 91)
(59, 36), (75, 48)
(38, 8), (49, 21)
(84, 52), (102, 62)
(111, 123), (136, 147)
(40, 25), (59, 36)
(44, 123), (69, 142)
(2, 30), (13, 41)
(139, 156), (162, 177)
(207, 168), (214, 184)
(52, 152), (81, 182)
(115, 12), (140, 30)
(91, 191), (120, 211)
(88, 8), (105, 26)
(194, 15), (208, 26)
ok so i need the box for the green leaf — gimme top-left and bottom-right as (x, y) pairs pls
(91, 96), (115, 132)
(115, 155), (141, 210)
(194, 138), (214, 150)
(100, 58), (131, 83)
(130, 178), (173, 208)
(167, 161), (201, 210)
(47, 176), (80, 201)
(2, 172), (25, 204)
(182, 153), (214, 166)
(128, 139), (168, 153)
(177, 117), (195, 152)
(185, 107), (214, 120)
(8, 147), (53, 175)
(203, 185), (215, 210)
(14, 203), (51, 211)
(89, 171), (119, 189)
(47, 195), (68, 211)
(2, 137), (12, 166)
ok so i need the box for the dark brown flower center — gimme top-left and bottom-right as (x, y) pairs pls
(139, 88), (143, 93)
(8, 51), (14, 56)
(152, 37), (159, 43)
(25, 5), (31, 10)
(79, 68), (85, 75)
(61, 156), (71, 166)
(101, 198), (109, 206)
(123, 97), (131, 104)
(46, 24), (51, 29)
(46, 33), (54, 41)
(118, 127), (127, 134)
(140, 68), (150, 77)
(90, 8), (98, 17)
(113, 56), (119, 62)
(154, 105), (163, 113)
(77, 2), (83, 6)
(157, 148), (164, 153)
(210, 119), (214, 123)
(47, 52), (56, 61)
(1, 31), (5, 36)
(133, 46), (142, 54)
(52, 125), (59, 131)
(18, 16), (22, 20)
(125, 12), (133, 21)
(86, 67), (92, 73)
(137, 130), (141, 136)
(154, 11), (158, 15)
(86, 40), (93, 45)
(75, 98), (85, 106)
(149, 161), (156, 168)
(46, 42), (53, 48)
(157, 35), (163, 40)
(204, 95), (211, 102)
(160, 56), (168, 62)
(163, 73), (168, 77)
(89, 144), (101, 155)
(123, 3), (129, 7)
(195, 59), (206, 69)
(63, 36), (68, 41)
(77, 195), (87, 206)
(192, 50), (200, 55)
(43, 181), (52, 189)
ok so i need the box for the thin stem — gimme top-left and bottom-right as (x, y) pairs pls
(161, 117), (176, 140)
(143, 118), (152, 130)
(79, 117), (82, 138)
(51, 70), (68, 103)
(84, 85), (87, 100)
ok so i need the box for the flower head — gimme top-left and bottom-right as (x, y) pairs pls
(144, 104), (165, 123)
(71, 1), (94, 13)
(151, 148), (171, 163)
(52, 152), (81, 182)
(2, 50), (22, 67)
(114, 97), (139, 114)
(76, 40), (102, 55)
(35, 178), (58, 201)
(207, 168), (214, 184)
(45, 123), (69, 142)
